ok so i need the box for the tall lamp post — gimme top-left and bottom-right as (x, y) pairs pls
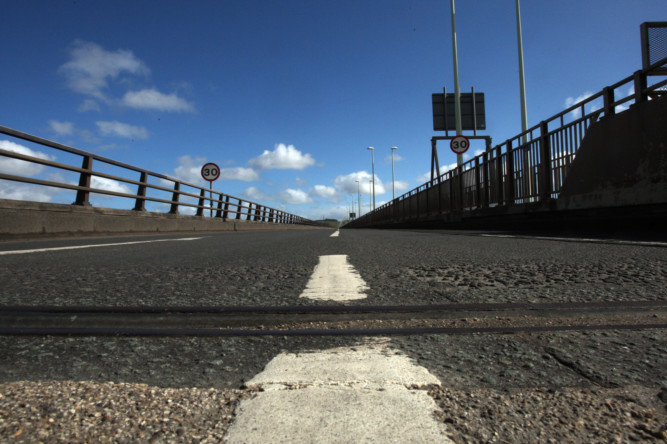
(355, 180), (361, 217)
(368, 180), (372, 212)
(367, 147), (375, 210)
(450, 0), (463, 167)
(391, 146), (398, 200)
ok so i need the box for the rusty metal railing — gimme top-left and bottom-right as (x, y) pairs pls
(345, 56), (667, 228)
(0, 125), (316, 225)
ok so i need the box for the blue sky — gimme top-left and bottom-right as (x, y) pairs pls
(1, 0), (665, 220)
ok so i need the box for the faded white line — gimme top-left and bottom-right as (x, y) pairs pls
(299, 254), (368, 301)
(225, 338), (452, 443)
(0, 237), (203, 256)
(480, 234), (667, 247)
(330, 230), (340, 237)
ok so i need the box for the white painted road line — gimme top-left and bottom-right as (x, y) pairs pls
(0, 237), (203, 256)
(480, 233), (667, 247)
(330, 230), (340, 237)
(224, 338), (453, 443)
(299, 254), (369, 301)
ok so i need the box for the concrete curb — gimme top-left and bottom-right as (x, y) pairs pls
(0, 199), (323, 238)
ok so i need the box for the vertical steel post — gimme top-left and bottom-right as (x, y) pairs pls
(133, 171), (148, 211)
(539, 121), (552, 201)
(169, 182), (180, 214)
(74, 156), (93, 206)
(196, 189), (206, 216)
(450, 0), (464, 166)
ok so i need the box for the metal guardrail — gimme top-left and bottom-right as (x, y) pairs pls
(346, 56), (667, 228)
(0, 126), (317, 225)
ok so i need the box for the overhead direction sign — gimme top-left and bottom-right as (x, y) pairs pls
(201, 162), (220, 182)
(450, 135), (470, 155)
(432, 91), (486, 132)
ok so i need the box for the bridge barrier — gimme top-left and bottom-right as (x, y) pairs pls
(345, 56), (667, 230)
(0, 126), (322, 236)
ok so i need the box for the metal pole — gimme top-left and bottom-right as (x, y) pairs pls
(516, 0), (532, 201)
(209, 182), (213, 218)
(450, 0), (463, 166)
(368, 147), (375, 210)
(368, 180), (372, 212)
(391, 146), (397, 200)
(355, 180), (361, 217)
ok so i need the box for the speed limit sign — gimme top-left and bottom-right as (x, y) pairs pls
(201, 163), (220, 182)
(450, 135), (470, 155)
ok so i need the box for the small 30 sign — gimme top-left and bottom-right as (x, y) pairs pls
(201, 163), (220, 182)
(450, 135), (470, 155)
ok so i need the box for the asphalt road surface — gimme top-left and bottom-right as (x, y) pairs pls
(0, 228), (665, 442)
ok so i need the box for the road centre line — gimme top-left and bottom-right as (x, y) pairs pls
(330, 230), (340, 237)
(299, 255), (368, 301)
(0, 237), (202, 256)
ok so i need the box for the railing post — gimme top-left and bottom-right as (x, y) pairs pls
(223, 195), (230, 219)
(246, 203), (253, 220)
(633, 70), (647, 104)
(215, 193), (223, 218)
(603, 86), (615, 117)
(254, 205), (261, 221)
(73, 155), (93, 206)
(474, 157), (481, 209)
(495, 146), (503, 205)
(482, 150), (489, 208)
(539, 121), (552, 201)
(169, 182), (180, 214)
(133, 171), (148, 211)
(196, 189), (206, 216)
(506, 140), (515, 205)
(458, 167), (464, 210)
(236, 199), (243, 220)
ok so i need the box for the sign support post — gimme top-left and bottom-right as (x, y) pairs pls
(201, 162), (220, 218)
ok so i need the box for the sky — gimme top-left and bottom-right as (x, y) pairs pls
(1, 0), (665, 220)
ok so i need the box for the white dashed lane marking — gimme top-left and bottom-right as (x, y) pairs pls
(330, 230), (340, 237)
(0, 237), (202, 256)
(224, 338), (453, 443)
(299, 254), (369, 301)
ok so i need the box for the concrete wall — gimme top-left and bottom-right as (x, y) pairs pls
(0, 199), (322, 238)
(557, 95), (667, 210)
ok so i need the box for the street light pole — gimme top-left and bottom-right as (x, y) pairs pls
(516, 0), (532, 201)
(355, 180), (361, 217)
(450, 0), (463, 167)
(367, 147), (375, 210)
(368, 180), (372, 212)
(391, 146), (397, 200)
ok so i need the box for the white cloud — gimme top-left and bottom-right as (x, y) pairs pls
(416, 163), (458, 183)
(249, 143), (316, 170)
(59, 40), (150, 101)
(0, 140), (55, 176)
(394, 180), (411, 194)
(49, 120), (74, 136)
(78, 99), (101, 112)
(122, 88), (195, 113)
(0, 182), (61, 202)
(310, 185), (338, 199)
(96, 121), (149, 140)
(91, 176), (132, 195)
(243, 186), (271, 201)
(333, 171), (386, 195)
(279, 188), (312, 204)
(171, 155), (259, 184)
(565, 91), (594, 118)
(220, 167), (259, 182)
(384, 153), (404, 163)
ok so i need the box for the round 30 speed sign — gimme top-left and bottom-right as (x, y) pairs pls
(450, 135), (470, 155)
(201, 162), (221, 182)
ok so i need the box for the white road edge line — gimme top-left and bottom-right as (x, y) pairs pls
(0, 237), (203, 256)
(330, 230), (340, 237)
(480, 234), (667, 247)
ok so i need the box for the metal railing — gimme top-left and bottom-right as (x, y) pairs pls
(0, 125), (316, 225)
(346, 56), (667, 228)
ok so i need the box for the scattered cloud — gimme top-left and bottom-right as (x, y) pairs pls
(49, 120), (74, 136)
(333, 171), (387, 195)
(249, 143), (316, 170)
(172, 155), (207, 183)
(220, 167), (259, 182)
(121, 89), (195, 113)
(243, 186), (271, 201)
(96, 121), (149, 139)
(310, 185), (338, 200)
(91, 175), (132, 195)
(416, 163), (458, 183)
(78, 99), (101, 112)
(59, 40), (150, 101)
(394, 180), (411, 194)
(565, 91), (594, 118)
(0, 140), (55, 176)
(279, 188), (312, 204)
(384, 153), (404, 163)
